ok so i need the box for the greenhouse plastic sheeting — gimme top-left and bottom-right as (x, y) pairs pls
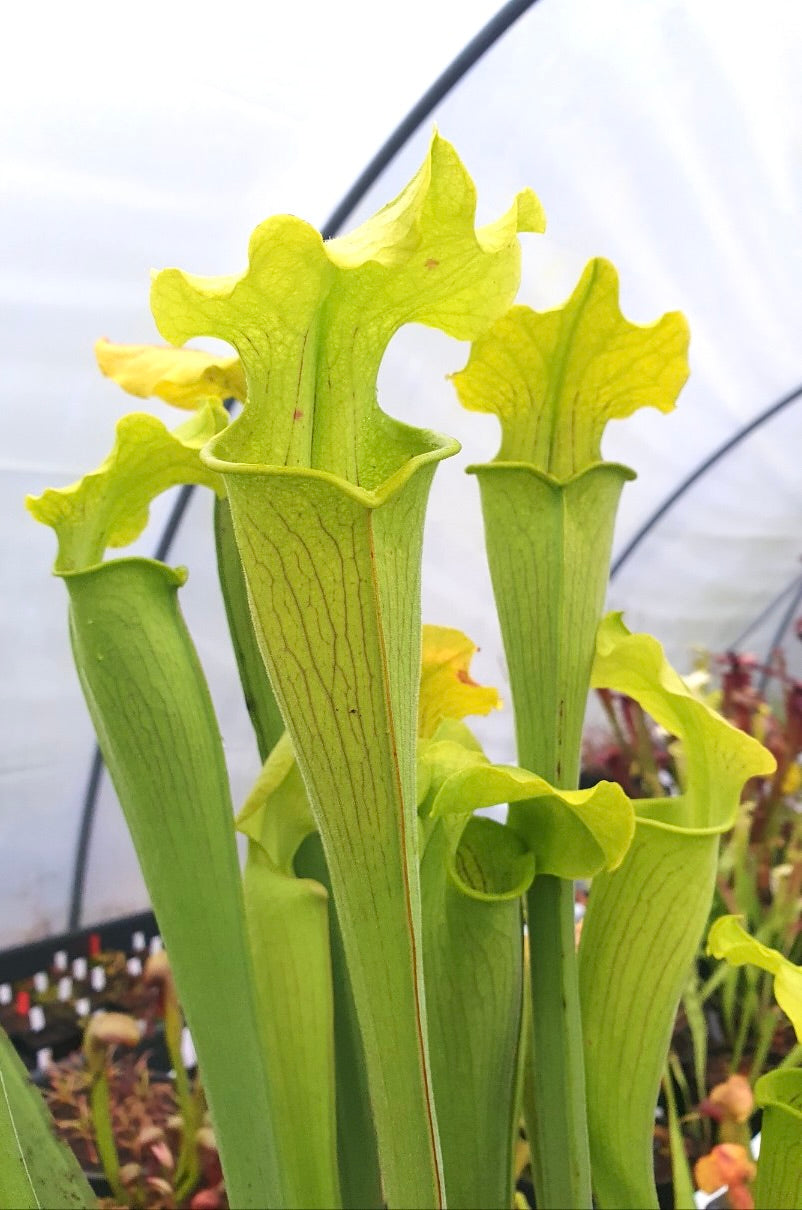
(2, 0), (802, 946)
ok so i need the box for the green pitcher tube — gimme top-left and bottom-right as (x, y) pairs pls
(64, 558), (286, 1210)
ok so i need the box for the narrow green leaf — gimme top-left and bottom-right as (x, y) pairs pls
(663, 1063), (696, 1210)
(682, 969), (709, 1104)
(85, 1065), (125, 1203)
(0, 1026), (95, 1209)
(754, 1069), (802, 1209)
(722, 962), (742, 1042)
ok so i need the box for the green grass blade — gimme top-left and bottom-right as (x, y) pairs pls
(750, 1006), (782, 1083)
(663, 1062), (696, 1210)
(0, 1026), (96, 1209)
(682, 970), (709, 1102)
(778, 1042), (802, 1069)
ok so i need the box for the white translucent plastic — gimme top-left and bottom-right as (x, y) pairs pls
(2, 0), (802, 945)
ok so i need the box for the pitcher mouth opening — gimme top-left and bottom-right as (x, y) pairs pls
(466, 458), (637, 488)
(202, 418), (461, 510)
(56, 556), (189, 588)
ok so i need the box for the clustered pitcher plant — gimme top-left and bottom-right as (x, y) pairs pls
(7, 133), (800, 1210)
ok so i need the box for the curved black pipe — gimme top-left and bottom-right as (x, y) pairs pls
(728, 570), (802, 651)
(67, 748), (106, 931)
(321, 0), (540, 238)
(67, 0), (542, 931)
(610, 382), (802, 580)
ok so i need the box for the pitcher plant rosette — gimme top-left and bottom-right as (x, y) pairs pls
(11, 133), (792, 1210)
